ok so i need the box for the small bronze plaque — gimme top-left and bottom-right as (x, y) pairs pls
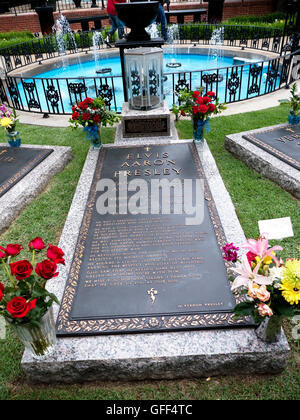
(124, 118), (168, 135)
(56, 143), (252, 337)
(243, 124), (300, 171)
(0, 146), (53, 198)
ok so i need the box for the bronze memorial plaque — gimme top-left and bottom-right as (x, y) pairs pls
(57, 143), (252, 336)
(0, 146), (53, 199)
(124, 118), (168, 135)
(243, 124), (300, 171)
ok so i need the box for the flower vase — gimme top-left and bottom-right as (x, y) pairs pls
(11, 306), (56, 358)
(193, 118), (210, 144)
(288, 111), (300, 125)
(83, 125), (102, 149)
(6, 130), (21, 148)
(255, 315), (283, 343)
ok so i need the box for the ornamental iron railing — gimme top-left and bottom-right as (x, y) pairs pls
(0, 25), (285, 74)
(0, 27), (299, 116)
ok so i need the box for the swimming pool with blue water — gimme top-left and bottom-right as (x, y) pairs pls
(18, 53), (280, 113)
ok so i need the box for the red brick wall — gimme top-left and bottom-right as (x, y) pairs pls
(222, 1), (274, 20)
(0, 1), (275, 34)
(0, 13), (41, 33)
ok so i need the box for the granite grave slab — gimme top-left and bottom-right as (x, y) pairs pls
(21, 140), (290, 383)
(0, 146), (53, 198)
(56, 143), (252, 337)
(0, 143), (73, 233)
(243, 124), (300, 171)
(225, 123), (300, 199)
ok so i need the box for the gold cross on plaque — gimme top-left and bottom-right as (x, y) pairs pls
(144, 146), (151, 152)
(147, 288), (158, 304)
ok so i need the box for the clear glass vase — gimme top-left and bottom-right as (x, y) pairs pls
(12, 307), (56, 358)
(6, 130), (21, 148)
(83, 125), (102, 149)
(255, 315), (283, 343)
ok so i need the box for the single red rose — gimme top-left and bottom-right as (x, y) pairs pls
(10, 260), (33, 281)
(192, 91), (201, 98)
(196, 96), (204, 105)
(246, 251), (257, 265)
(0, 246), (6, 259)
(72, 105), (77, 112)
(79, 102), (88, 110)
(192, 105), (199, 115)
(203, 96), (212, 104)
(47, 245), (65, 265)
(5, 244), (23, 257)
(0, 282), (4, 302)
(92, 114), (101, 123)
(82, 113), (91, 121)
(6, 297), (37, 319)
(36, 259), (59, 280)
(83, 97), (93, 105)
(180, 109), (186, 116)
(207, 91), (215, 97)
(208, 103), (215, 112)
(198, 105), (208, 114)
(72, 112), (80, 121)
(29, 237), (45, 251)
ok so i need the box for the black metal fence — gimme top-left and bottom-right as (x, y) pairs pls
(0, 25), (285, 74)
(0, 0), (201, 16)
(0, 51), (296, 116)
(0, 25), (299, 115)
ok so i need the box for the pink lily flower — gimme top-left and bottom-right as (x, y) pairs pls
(241, 234), (283, 265)
(231, 254), (273, 291)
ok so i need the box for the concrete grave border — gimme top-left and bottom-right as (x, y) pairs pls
(225, 124), (300, 199)
(21, 140), (290, 383)
(0, 143), (73, 233)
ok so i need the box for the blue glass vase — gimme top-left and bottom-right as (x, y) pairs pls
(193, 118), (210, 144)
(6, 130), (21, 148)
(83, 125), (102, 149)
(288, 111), (300, 125)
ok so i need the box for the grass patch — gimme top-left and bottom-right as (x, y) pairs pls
(0, 31), (34, 50)
(222, 12), (286, 29)
(0, 105), (299, 400)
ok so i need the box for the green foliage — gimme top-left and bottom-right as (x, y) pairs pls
(177, 22), (282, 43)
(288, 83), (300, 115)
(223, 12), (286, 29)
(0, 31), (34, 50)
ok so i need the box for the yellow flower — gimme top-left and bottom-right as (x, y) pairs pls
(263, 255), (273, 265)
(282, 259), (300, 289)
(254, 253), (273, 266)
(0, 117), (13, 128)
(280, 279), (300, 305)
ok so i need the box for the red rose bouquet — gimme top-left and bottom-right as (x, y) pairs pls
(172, 88), (226, 142)
(69, 96), (120, 148)
(0, 238), (63, 356)
(0, 238), (62, 326)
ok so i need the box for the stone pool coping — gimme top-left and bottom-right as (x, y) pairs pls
(0, 143), (73, 233)
(225, 123), (300, 199)
(21, 139), (290, 383)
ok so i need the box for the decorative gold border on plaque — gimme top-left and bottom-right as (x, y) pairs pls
(0, 147), (53, 197)
(243, 125), (300, 171)
(56, 143), (250, 336)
